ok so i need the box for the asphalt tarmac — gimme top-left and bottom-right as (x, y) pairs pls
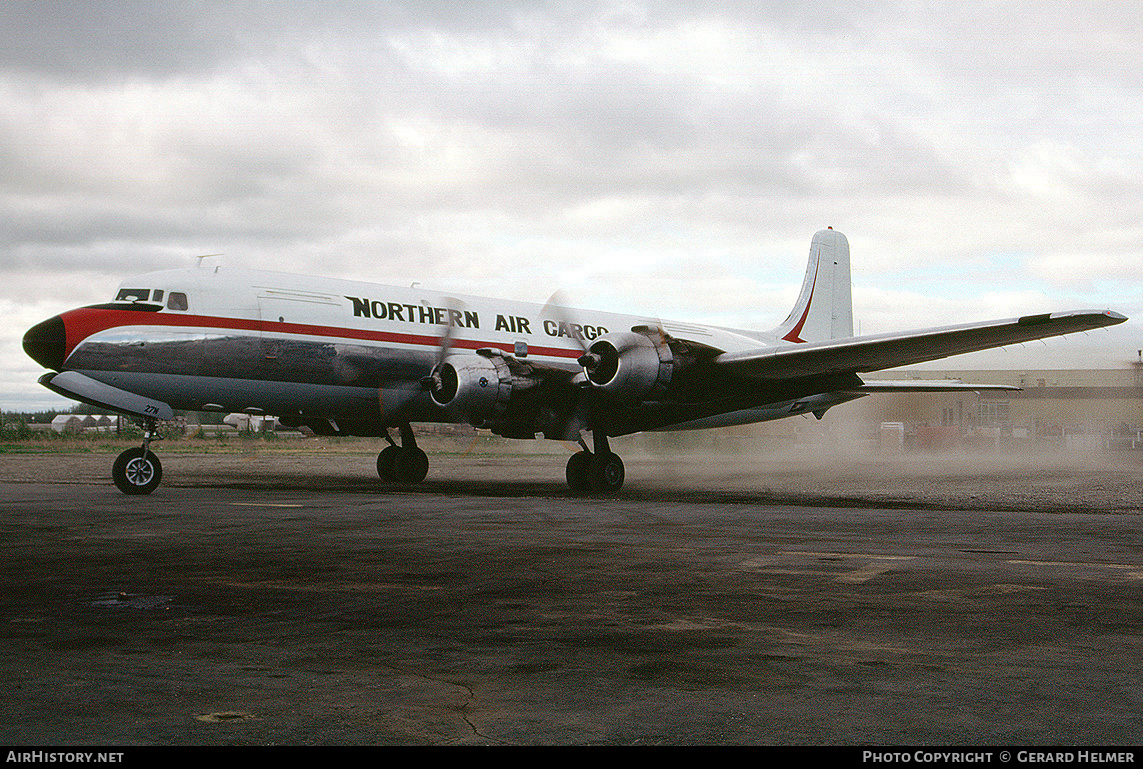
(1, 445), (1141, 745)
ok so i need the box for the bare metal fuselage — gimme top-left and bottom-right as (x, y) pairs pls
(40, 265), (830, 438)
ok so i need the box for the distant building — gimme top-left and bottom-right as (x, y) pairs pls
(696, 365), (1143, 453)
(223, 414), (279, 432)
(50, 414), (117, 433)
(860, 368), (1143, 449)
(50, 415), (83, 433)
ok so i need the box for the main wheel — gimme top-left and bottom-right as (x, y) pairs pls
(112, 447), (163, 495)
(566, 451), (592, 493)
(377, 445), (401, 482)
(394, 447), (429, 484)
(590, 452), (624, 494)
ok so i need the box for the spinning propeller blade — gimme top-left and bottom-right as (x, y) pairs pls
(420, 296), (464, 396)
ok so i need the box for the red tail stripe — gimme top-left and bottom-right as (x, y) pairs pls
(781, 268), (817, 344)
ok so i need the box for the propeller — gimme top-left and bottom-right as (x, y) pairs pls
(419, 297), (463, 400)
(541, 290), (590, 352)
(543, 290), (674, 384)
(541, 290), (604, 383)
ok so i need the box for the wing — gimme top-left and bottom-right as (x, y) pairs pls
(712, 310), (1127, 381)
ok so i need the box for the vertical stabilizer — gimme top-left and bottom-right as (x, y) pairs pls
(774, 229), (853, 343)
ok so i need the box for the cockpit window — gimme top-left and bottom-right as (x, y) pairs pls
(167, 292), (188, 311)
(115, 288), (152, 303)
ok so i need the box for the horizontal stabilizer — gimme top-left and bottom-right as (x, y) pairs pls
(716, 310), (1127, 381)
(852, 380), (1020, 392)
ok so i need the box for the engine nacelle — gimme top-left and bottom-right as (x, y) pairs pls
(579, 327), (673, 405)
(425, 349), (512, 425)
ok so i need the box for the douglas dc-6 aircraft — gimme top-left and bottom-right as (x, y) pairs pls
(23, 229), (1127, 495)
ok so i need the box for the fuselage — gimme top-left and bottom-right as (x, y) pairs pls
(25, 263), (787, 436)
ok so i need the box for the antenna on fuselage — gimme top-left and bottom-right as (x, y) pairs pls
(194, 254), (223, 269)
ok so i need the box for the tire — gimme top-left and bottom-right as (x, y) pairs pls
(566, 451), (592, 493)
(395, 447), (429, 484)
(590, 452), (624, 494)
(112, 448), (163, 495)
(377, 445), (401, 482)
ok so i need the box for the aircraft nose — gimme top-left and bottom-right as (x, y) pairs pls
(23, 315), (66, 370)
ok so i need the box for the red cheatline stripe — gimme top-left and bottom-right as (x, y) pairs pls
(59, 307), (584, 361)
(781, 268), (816, 344)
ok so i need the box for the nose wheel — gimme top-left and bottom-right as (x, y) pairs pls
(112, 418), (163, 495)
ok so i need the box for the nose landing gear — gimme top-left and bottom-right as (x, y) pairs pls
(112, 418), (163, 495)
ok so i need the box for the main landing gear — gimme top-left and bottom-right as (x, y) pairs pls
(565, 431), (625, 495)
(376, 424), (429, 484)
(112, 418), (163, 495)
(107, 418), (621, 495)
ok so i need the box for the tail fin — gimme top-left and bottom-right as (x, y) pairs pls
(773, 228), (853, 343)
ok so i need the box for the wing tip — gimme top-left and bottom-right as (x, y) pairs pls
(1037, 309), (1129, 327)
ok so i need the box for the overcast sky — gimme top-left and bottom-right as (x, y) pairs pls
(3, 0), (1140, 411)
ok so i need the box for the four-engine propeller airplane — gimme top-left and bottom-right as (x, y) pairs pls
(23, 229), (1127, 495)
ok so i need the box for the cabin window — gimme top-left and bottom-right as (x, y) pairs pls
(167, 292), (189, 311)
(115, 288), (151, 303)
